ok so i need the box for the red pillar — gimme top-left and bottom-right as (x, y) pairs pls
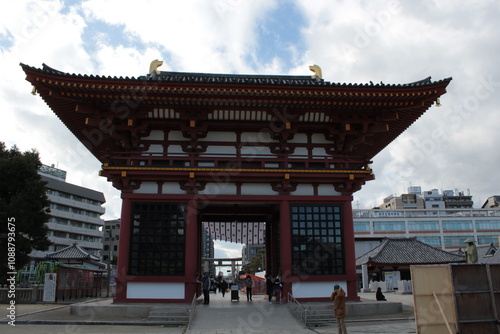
(279, 200), (292, 301)
(184, 198), (199, 299)
(343, 200), (360, 301)
(114, 197), (131, 303)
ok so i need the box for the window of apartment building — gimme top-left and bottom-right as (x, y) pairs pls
(444, 236), (473, 247)
(69, 233), (82, 240)
(53, 231), (67, 238)
(86, 211), (98, 218)
(290, 204), (345, 275)
(84, 223), (98, 230)
(70, 221), (83, 228)
(408, 221), (439, 231)
(72, 208), (85, 215)
(353, 222), (370, 232)
(129, 202), (186, 276)
(83, 235), (97, 242)
(58, 191), (71, 199)
(73, 195), (85, 202)
(442, 220), (472, 230)
(55, 204), (70, 211)
(373, 221), (405, 232)
(55, 218), (69, 225)
(476, 220), (500, 230)
(417, 236), (441, 246)
(477, 235), (499, 245)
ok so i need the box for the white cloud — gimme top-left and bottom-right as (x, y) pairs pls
(214, 241), (243, 259)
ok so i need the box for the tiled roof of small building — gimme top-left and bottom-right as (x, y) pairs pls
(45, 243), (100, 261)
(475, 244), (500, 264)
(356, 237), (465, 266)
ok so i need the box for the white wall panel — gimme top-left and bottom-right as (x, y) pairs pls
(292, 281), (347, 298)
(317, 185), (341, 196)
(133, 182), (157, 194)
(142, 130), (164, 140)
(127, 282), (184, 299)
(198, 182), (237, 195)
(241, 183), (278, 195)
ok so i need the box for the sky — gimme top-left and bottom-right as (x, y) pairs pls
(2, 0), (500, 258)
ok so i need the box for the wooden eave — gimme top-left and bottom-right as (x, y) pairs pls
(21, 63), (452, 163)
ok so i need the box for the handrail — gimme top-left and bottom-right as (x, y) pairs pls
(187, 293), (198, 330)
(287, 292), (308, 327)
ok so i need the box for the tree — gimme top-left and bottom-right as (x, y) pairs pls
(0, 142), (51, 281)
(242, 248), (266, 274)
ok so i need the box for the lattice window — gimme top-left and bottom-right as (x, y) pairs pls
(291, 204), (345, 275)
(129, 202), (186, 276)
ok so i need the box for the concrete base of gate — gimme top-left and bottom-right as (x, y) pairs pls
(350, 300), (403, 316)
(70, 298), (190, 318)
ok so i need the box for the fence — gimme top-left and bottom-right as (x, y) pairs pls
(55, 265), (106, 302)
(0, 265), (107, 303)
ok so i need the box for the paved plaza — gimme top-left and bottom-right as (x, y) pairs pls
(1, 292), (417, 334)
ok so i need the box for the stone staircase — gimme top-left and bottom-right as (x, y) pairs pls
(147, 306), (190, 326)
(290, 301), (404, 327)
(297, 303), (336, 327)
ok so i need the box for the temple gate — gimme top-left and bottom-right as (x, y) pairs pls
(21, 62), (450, 303)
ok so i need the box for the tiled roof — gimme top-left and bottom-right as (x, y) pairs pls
(22, 63), (452, 89)
(356, 237), (465, 266)
(46, 243), (100, 261)
(476, 244), (500, 264)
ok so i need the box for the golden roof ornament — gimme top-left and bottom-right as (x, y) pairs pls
(309, 64), (322, 80)
(149, 59), (163, 76)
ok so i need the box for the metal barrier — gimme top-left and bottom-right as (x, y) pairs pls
(187, 293), (198, 330)
(287, 293), (308, 327)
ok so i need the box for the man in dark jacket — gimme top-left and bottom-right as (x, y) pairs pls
(330, 284), (347, 333)
(198, 272), (211, 304)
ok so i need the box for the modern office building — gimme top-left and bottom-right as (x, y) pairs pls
(354, 187), (500, 257)
(482, 196), (500, 208)
(201, 227), (215, 275)
(242, 243), (265, 267)
(103, 219), (120, 264)
(379, 186), (473, 210)
(31, 164), (106, 260)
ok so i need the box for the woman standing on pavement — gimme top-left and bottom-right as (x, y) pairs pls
(330, 284), (347, 334)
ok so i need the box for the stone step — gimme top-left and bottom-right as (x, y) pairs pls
(146, 307), (189, 324)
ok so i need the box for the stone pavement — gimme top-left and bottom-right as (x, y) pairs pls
(0, 291), (417, 333)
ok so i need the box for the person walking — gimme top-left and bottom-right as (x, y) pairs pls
(198, 272), (211, 305)
(330, 284), (347, 334)
(244, 274), (253, 301)
(273, 277), (283, 304)
(220, 279), (229, 297)
(265, 275), (274, 303)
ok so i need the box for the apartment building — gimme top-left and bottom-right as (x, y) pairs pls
(30, 164), (106, 260)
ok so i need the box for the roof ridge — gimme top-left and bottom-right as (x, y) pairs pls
(20, 63), (452, 88)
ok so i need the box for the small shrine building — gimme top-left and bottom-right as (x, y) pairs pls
(21, 62), (451, 303)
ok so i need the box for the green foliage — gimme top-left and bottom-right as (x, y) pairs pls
(0, 142), (51, 276)
(242, 248), (266, 275)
